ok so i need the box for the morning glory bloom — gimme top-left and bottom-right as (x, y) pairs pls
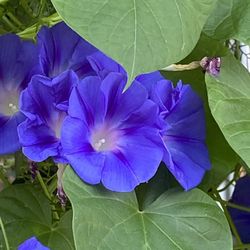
(18, 71), (77, 162)
(228, 175), (250, 243)
(138, 75), (210, 190)
(0, 34), (38, 155)
(37, 22), (97, 79)
(61, 72), (163, 192)
(18, 236), (49, 250)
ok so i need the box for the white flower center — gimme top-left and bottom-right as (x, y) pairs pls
(91, 125), (120, 152)
(0, 90), (20, 116)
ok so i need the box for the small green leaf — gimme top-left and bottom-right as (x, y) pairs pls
(0, 184), (74, 249)
(206, 54), (250, 169)
(204, 0), (250, 44)
(51, 0), (217, 84)
(64, 167), (232, 250)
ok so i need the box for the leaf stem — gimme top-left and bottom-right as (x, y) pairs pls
(0, 217), (10, 250)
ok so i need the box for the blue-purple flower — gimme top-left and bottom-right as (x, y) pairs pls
(0, 34), (39, 155)
(37, 22), (97, 79)
(18, 236), (49, 250)
(61, 72), (163, 192)
(228, 175), (250, 243)
(18, 71), (77, 162)
(17, 22), (127, 163)
(137, 74), (210, 190)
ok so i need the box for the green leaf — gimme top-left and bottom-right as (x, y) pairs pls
(51, 0), (217, 84)
(64, 167), (232, 250)
(0, 184), (74, 249)
(161, 34), (239, 190)
(204, 0), (250, 44)
(205, 54), (250, 169)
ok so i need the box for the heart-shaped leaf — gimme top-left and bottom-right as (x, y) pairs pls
(51, 0), (217, 84)
(64, 167), (232, 250)
(206, 54), (250, 168)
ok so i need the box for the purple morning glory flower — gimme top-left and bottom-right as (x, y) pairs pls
(138, 75), (210, 190)
(18, 70), (78, 162)
(37, 22), (97, 79)
(0, 34), (39, 155)
(61, 72), (163, 192)
(18, 236), (49, 250)
(228, 175), (250, 243)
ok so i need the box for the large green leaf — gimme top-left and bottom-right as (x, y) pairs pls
(161, 34), (239, 190)
(204, 0), (250, 44)
(206, 54), (250, 169)
(51, 0), (217, 84)
(0, 184), (74, 250)
(64, 167), (232, 250)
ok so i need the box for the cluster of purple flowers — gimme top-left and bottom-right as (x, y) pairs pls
(0, 22), (210, 192)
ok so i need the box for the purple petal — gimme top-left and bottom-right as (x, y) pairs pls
(164, 82), (203, 125)
(68, 76), (106, 126)
(0, 112), (25, 154)
(228, 175), (250, 243)
(87, 51), (127, 79)
(0, 34), (39, 91)
(61, 117), (92, 154)
(19, 75), (55, 121)
(43, 70), (78, 111)
(18, 236), (49, 250)
(67, 152), (105, 184)
(164, 107), (206, 141)
(18, 119), (60, 162)
(38, 22), (96, 78)
(163, 137), (210, 190)
(102, 128), (163, 192)
(62, 117), (104, 184)
(110, 80), (148, 124)
(100, 72), (127, 118)
(20, 71), (75, 123)
(150, 79), (175, 112)
(135, 71), (164, 91)
(120, 100), (158, 128)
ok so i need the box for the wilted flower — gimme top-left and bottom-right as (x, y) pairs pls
(138, 75), (210, 190)
(18, 236), (49, 250)
(18, 71), (77, 162)
(0, 34), (38, 154)
(200, 56), (221, 76)
(56, 164), (67, 206)
(61, 72), (163, 192)
(228, 175), (250, 243)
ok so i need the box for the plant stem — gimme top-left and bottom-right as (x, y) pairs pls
(0, 217), (10, 250)
(227, 202), (250, 213)
(36, 171), (60, 221)
(37, 171), (51, 201)
(234, 244), (250, 250)
(213, 189), (243, 246)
